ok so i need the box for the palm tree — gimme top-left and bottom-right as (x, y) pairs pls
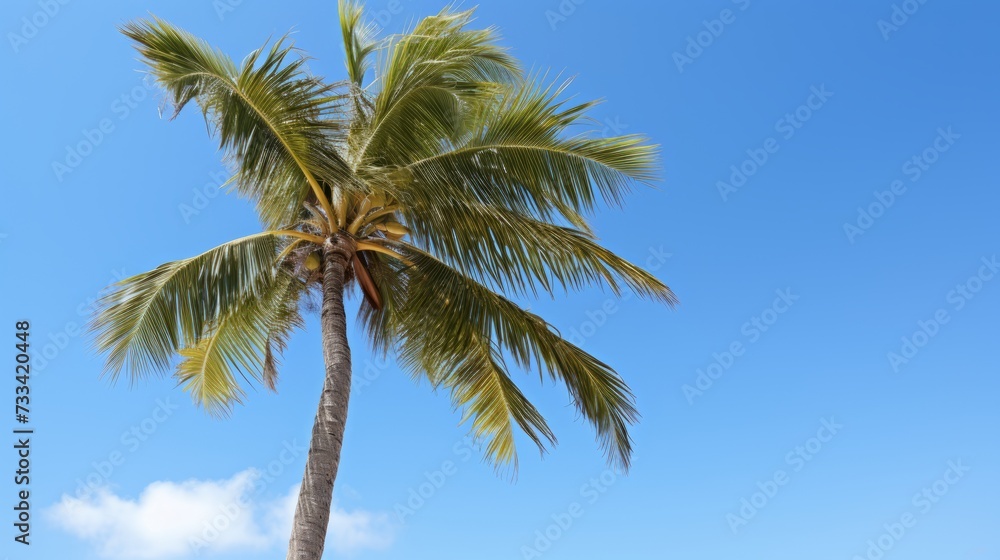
(92, 2), (675, 558)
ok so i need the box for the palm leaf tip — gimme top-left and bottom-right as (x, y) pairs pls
(339, 0), (378, 87)
(444, 340), (557, 472)
(392, 245), (644, 472)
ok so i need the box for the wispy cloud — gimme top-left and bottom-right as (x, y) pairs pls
(47, 469), (394, 558)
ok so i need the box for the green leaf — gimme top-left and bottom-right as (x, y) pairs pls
(175, 271), (303, 416)
(391, 243), (640, 470)
(403, 200), (677, 304)
(439, 336), (556, 472)
(91, 232), (280, 381)
(352, 6), (520, 166)
(391, 77), (659, 223)
(339, 0), (379, 87)
(121, 18), (355, 229)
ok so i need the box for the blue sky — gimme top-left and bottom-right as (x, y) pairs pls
(2, 0), (998, 559)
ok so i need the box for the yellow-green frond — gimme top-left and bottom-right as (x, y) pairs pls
(174, 271), (304, 416)
(91, 232), (280, 381)
(121, 17), (354, 229)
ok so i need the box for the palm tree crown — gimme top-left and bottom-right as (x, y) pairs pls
(95, 5), (675, 556)
(94, 1), (673, 485)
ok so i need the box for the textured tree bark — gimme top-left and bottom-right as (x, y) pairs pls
(287, 235), (355, 560)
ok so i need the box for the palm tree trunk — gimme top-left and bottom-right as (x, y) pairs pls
(287, 235), (355, 560)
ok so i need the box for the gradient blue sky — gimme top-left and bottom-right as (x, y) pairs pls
(3, 1), (998, 559)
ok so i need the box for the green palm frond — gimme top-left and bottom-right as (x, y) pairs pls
(353, 6), (520, 166)
(396, 77), (658, 219)
(175, 271), (303, 416)
(402, 200), (677, 303)
(262, 273), (306, 391)
(339, 0), (378, 87)
(121, 18), (354, 229)
(436, 335), (556, 471)
(91, 232), (280, 381)
(390, 243), (639, 470)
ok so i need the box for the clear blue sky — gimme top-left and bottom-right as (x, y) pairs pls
(3, 1), (998, 559)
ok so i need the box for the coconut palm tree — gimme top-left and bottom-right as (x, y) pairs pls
(92, 2), (675, 558)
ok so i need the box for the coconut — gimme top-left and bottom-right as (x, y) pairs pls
(305, 252), (321, 271)
(382, 221), (409, 237)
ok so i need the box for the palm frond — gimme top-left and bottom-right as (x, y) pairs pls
(262, 274), (306, 391)
(91, 232), (280, 381)
(175, 271), (303, 416)
(353, 6), (520, 166)
(435, 336), (555, 471)
(395, 78), (658, 219)
(339, 0), (378, 87)
(391, 242), (639, 470)
(401, 201), (676, 303)
(121, 18), (354, 229)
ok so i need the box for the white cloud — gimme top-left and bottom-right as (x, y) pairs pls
(48, 469), (395, 559)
